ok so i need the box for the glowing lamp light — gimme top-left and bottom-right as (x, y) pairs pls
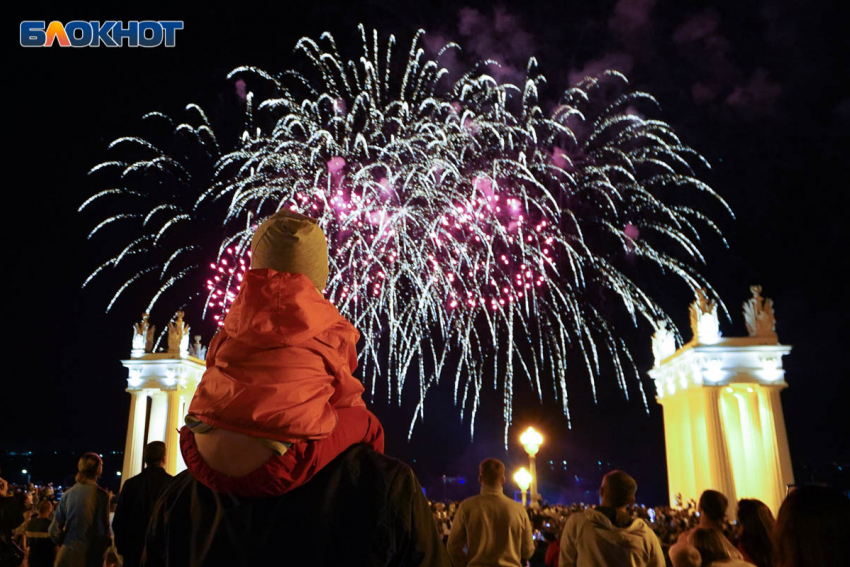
(22, 469), (27, 474)
(520, 426), (543, 456)
(514, 467), (532, 506)
(513, 467), (532, 491)
(116, 471), (121, 476)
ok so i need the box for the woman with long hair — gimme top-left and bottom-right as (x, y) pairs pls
(774, 485), (850, 567)
(736, 499), (776, 567)
(48, 453), (111, 567)
(690, 528), (752, 567)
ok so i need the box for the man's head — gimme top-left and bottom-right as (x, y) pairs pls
(36, 498), (53, 518)
(75, 452), (103, 483)
(144, 441), (167, 468)
(698, 489), (728, 523)
(479, 458), (506, 489)
(251, 210), (329, 291)
(599, 470), (637, 509)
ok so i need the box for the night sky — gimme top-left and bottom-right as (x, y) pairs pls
(5, 0), (848, 503)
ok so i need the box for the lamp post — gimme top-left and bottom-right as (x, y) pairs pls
(520, 426), (543, 502)
(513, 468), (532, 507)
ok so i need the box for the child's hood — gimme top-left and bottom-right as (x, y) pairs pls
(223, 268), (359, 349)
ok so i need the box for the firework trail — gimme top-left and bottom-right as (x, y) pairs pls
(82, 26), (730, 443)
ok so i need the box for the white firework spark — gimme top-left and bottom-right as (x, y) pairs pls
(83, 26), (730, 444)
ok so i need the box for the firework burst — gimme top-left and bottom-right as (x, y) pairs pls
(83, 26), (730, 443)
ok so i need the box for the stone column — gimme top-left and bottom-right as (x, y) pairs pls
(164, 390), (182, 475)
(740, 390), (768, 503)
(763, 386), (795, 513)
(147, 392), (168, 443)
(703, 387), (737, 510)
(767, 388), (794, 486)
(121, 391), (148, 485)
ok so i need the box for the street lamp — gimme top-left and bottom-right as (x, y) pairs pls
(520, 426), (543, 502)
(513, 468), (532, 506)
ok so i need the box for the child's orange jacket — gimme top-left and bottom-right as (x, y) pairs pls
(187, 269), (366, 443)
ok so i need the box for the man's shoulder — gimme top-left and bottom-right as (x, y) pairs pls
(457, 492), (490, 508)
(564, 510), (591, 528)
(501, 494), (528, 515)
(156, 444), (414, 511)
(125, 466), (172, 488)
(26, 517), (49, 530)
(459, 491), (524, 511)
(334, 443), (415, 490)
(150, 466), (174, 485)
(120, 473), (144, 493)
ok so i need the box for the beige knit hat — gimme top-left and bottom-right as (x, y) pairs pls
(250, 210), (329, 290)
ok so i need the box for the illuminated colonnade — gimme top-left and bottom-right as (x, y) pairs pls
(120, 313), (205, 484)
(650, 287), (793, 516)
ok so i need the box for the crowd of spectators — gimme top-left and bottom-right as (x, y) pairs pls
(429, 496), (710, 566)
(0, 460), (119, 567)
(428, 483), (849, 567)
(2, 457), (849, 567)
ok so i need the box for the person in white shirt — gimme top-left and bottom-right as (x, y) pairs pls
(559, 470), (665, 567)
(447, 458), (534, 567)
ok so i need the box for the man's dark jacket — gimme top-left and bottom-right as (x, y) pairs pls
(112, 465), (173, 567)
(142, 444), (450, 567)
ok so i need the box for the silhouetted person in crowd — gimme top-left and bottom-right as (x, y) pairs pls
(25, 499), (56, 567)
(559, 470), (664, 567)
(543, 531), (560, 567)
(0, 474), (25, 565)
(676, 490), (742, 561)
(49, 453), (111, 567)
(736, 499), (775, 567)
(447, 458), (534, 567)
(144, 443), (449, 566)
(774, 485), (850, 567)
(112, 441), (172, 567)
(0, 478), (24, 551)
(689, 528), (752, 567)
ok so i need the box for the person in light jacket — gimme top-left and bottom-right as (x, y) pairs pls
(559, 470), (665, 567)
(49, 453), (111, 567)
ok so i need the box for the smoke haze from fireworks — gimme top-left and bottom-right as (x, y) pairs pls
(81, 25), (730, 444)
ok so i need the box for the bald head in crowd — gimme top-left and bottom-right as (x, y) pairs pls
(599, 470), (638, 509)
(479, 458), (506, 488)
